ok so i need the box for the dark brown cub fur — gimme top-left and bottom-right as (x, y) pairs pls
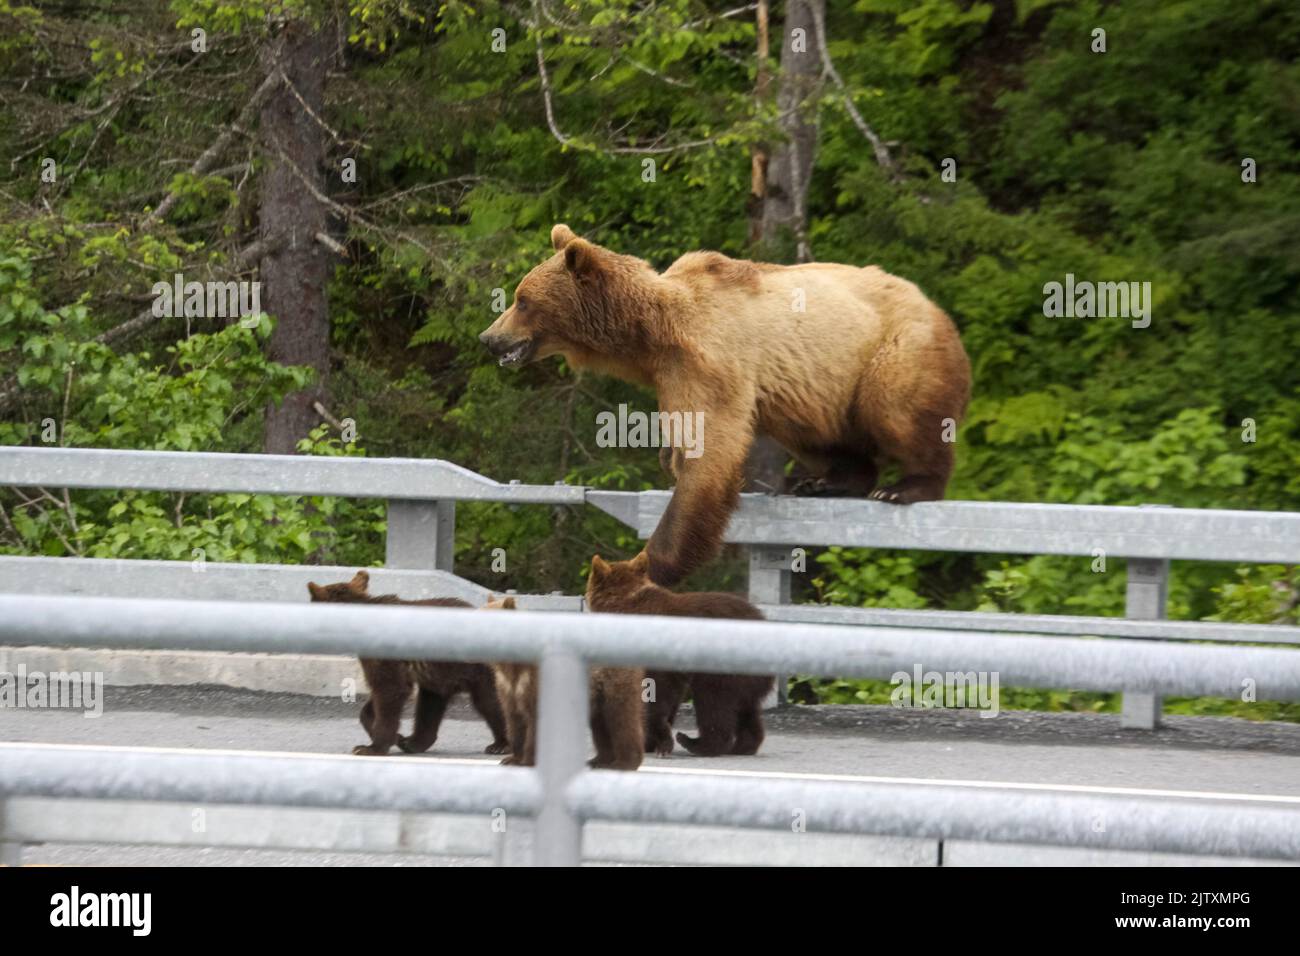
(307, 571), (509, 757)
(488, 596), (643, 771)
(586, 552), (774, 757)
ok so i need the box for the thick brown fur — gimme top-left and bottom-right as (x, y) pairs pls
(480, 224), (972, 585)
(307, 571), (510, 757)
(488, 595), (643, 771)
(585, 552), (775, 757)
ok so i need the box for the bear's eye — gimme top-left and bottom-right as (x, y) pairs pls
(516, 296), (528, 311)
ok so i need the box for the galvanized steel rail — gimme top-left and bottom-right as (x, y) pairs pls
(2, 593), (1299, 865)
(4, 444), (1300, 733)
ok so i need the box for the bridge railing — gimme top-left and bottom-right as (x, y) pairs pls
(3, 445), (1300, 728)
(2, 593), (1299, 865)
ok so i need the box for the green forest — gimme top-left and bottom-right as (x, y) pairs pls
(2, 0), (1297, 718)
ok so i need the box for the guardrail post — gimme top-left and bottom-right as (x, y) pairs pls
(0, 802), (20, 866)
(749, 546), (792, 708)
(1123, 556), (1169, 729)
(533, 648), (587, 866)
(385, 499), (455, 572)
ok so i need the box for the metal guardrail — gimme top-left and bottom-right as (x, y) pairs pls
(587, 489), (1300, 562)
(1, 555), (583, 610)
(3, 444), (1300, 733)
(760, 604), (1300, 646)
(2, 594), (1299, 865)
(0, 447), (583, 504)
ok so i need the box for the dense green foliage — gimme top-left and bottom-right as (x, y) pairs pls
(2, 0), (1297, 717)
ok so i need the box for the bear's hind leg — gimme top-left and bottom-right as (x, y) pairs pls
(870, 423), (954, 504)
(396, 686), (448, 754)
(675, 693), (736, 757)
(588, 698), (615, 768)
(644, 670), (687, 756)
(732, 700), (766, 756)
(468, 674), (511, 755)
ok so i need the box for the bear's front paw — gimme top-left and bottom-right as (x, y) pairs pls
(351, 744), (390, 756)
(485, 740), (511, 755)
(789, 476), (835, 497)
(869, 486), (906, 504)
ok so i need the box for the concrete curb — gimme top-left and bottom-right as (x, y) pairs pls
(0, 646), (360, 698)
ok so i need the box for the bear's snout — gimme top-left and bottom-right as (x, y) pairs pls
(480, 328), (535, 369)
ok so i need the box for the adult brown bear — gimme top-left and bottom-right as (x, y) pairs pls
(480, 225), (971, 586)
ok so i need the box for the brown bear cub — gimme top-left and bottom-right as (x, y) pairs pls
(585, 552), (775, 757)
(480, 224), (971, 585)
(307, 571), (509, 757)
(488, 596), (643, 771)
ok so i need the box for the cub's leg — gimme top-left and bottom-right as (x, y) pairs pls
(590, 668), (644, 771)
(588, 695), (615, 768)
(500, 698), (530, 765)
(674, 686), (736, 757)
(468, 673), (511, 755)
(512, 704), (537, 766)
(499, 667), (538, 766)
(359, 699), (376, 735)
(354, 659), (411, 756)
(396, 686), (448, 754)
(732, 698), (766, 756)
(644, 670), (687, 756)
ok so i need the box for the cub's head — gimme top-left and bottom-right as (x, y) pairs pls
(481, 594), (518, 611)
(307, 570), (370, 603)
(479, 224), (644, 370)
(585, 551), (653, 610)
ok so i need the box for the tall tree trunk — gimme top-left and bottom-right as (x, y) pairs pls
(258, 21), (331, 455)
(747, 0), (771, 246)
(761, 0), (822, 264)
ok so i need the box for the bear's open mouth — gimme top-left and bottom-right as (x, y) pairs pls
(497, 340), (533, 368)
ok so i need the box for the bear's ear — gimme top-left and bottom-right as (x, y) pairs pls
(590, 554), (611, 580)
(551, 223), (577, 251)
(564, 238), (601, 279)
(629, 550), (650, 575)
(307, 582), (325, 600)
(501, 596), (517, 610)
(349, 570), (369, 592)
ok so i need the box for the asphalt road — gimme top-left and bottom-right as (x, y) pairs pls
(6, 686), (1300, 865)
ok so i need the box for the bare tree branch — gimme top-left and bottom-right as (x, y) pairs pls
(532, 5), (726, 156)
(141, 71), (283, 229)
(278, 67), (368, 152)
(806, 1), (897, 178)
